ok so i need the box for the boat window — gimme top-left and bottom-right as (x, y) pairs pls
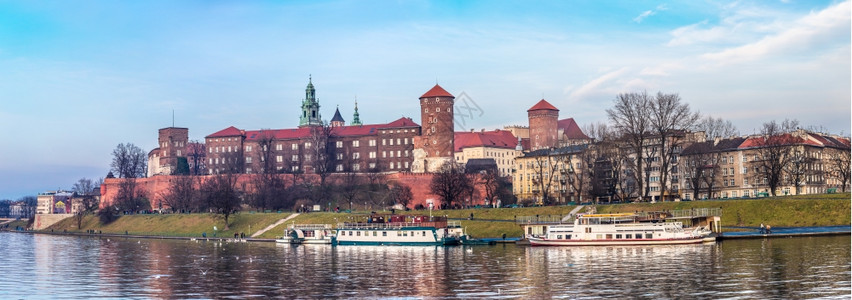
(357, 232), (361, 236)
(422, 231), (426, 236)
(349, 231), (353, 236)
(557, 235), (562, 239)
(615, 234), (622, 239)
(625, 234), (632, 239)
(382, 232), (387, 236)
(645, 233), (653, 239)
(567, 235), (571, 239)
(635, 235), (642, 239)
(373, 232), (377, 236)
(606, 234), (613, 239)
(596, 234), (603, 239)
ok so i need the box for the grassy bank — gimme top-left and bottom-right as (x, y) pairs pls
(45, 193), (850, 239)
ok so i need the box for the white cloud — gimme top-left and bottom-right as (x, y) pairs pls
(568, 67), (630, 101)
(633, 4), (669, 23)
(702, 1), (850, 63)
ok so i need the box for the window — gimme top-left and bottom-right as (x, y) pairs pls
(291, 166), (299, 172)
(369, 139), (376, 147)
(389, 139), (394, 146)
(246, 168), (252, 173)
(245, 146), (251, 152)
(336, 164), (343, 172)
(291, 144), (298, 150)
(404, 138), (409, 144)
(382, 151), (387, 158)
(369, 163), (376, 169)
(305, 142), (312, 149)
(369, 152), (376, 158)
(397, 151), (401, 157)
(336, 153), (344, 160)
(404, 161), (409, 168)
(304, 154), (311, 162)
(397, 138), (401, 145)
(389, 162), (394, 169)
(744, 178), (749, 185)
(276, 155), (283, 163)
(291, 155), (299, 162)
(353, 164), (360, 171)
(382, 139), (386, 146)
(390, 151), (395, 158)
(352, 140), (360, 147)
(246, 157), (252, 163)
(352, 152), (360, 159)
(336, 141), (343, 148)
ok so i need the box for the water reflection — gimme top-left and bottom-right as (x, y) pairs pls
(1, 232), (848, 299)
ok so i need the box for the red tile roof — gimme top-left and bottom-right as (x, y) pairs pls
(527, 99), (558, 112)
(420, 84), (454, 98)
(206, 126), (243, 138)
(453, 129), (518, 152)
(557, 118), (590, 140)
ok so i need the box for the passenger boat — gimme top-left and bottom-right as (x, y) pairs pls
(275, 224), (336, 244)
(335, 215), (467, 246)
(526, 211), (718, 246)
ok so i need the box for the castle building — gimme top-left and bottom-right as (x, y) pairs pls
(453, 129), (521, 177)
(412, 84), (455, 173)
(147, 127), (189, 177)
(528, 99), (559, 150)
(205, 78), (423, 175)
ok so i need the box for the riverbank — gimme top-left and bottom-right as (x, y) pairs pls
(36, 193), (851, 239)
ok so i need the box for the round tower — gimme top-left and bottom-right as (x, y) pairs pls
(418, 84), (455, 172)
(528, 99), (559, 150)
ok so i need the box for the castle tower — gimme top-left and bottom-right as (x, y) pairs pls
(528, 99), (559, 150)
(299, 75), (323, 127)
(415, 84), (455, 173)
(156, 127), (188, 175)
(330, 106), (345, 127)
(351, 98), (362, 126)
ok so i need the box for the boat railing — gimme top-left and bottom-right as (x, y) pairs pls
(667, 208), (722, 218)
(288, 224), (332, 230)
(337, 221), (448, 230)
(515, 215), (566, 224)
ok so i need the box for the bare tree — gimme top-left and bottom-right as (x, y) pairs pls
(187, 141), (206, 175)
(201, 172), (242, 230)
(71, 178), (95, 196)
(649, 92), (700, 201)
(827, 148), (851, 192)
(73, 194), (99, 229)
(110, 143), (147, 178)
(19, 196), (37, 219)
(429, 161), (472, 208)
(750, 119), (799, 197)
(698, 115), (739, 140)
(477, 169), (499, 206)
(338, 159), (363, 211)
(607, 92), (653, 201)
(160, 175), (199, 213)
(115, 179), (149, 214)
(783, 148), (818, 195)
(388, 182), (413, 208)
(681, 141), (721, 200)
(526, 149), (566, 205)
(308, 124), (336, 201)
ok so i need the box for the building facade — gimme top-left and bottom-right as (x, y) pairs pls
(453, 129), (521, 177)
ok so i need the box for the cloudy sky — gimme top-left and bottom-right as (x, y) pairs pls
(0, 0), (849, 199)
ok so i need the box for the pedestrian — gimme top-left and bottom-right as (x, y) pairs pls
(760, 223), (765, 234)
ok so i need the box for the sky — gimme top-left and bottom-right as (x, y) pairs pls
(0, 0), (849, 199)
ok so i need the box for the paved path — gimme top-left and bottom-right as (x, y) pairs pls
(562, 205), (585, 222)
(250, 213), (300, 238)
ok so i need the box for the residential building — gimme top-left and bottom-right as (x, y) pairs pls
(454, 129), (521, 177)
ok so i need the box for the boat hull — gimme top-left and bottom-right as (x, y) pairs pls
(529, 236), (710, 246)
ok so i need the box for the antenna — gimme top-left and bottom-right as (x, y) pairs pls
(172, 109), (175, 127)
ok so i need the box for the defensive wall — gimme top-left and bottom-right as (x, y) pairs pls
(100, 172), (487, 211)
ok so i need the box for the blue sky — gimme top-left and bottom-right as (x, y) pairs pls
(0, 0), (849, 199)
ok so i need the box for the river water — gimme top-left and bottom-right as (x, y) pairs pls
(0, 232), (849, 299)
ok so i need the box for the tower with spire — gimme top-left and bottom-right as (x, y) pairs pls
(299, 75), (323, 127)
(351, 98), (362, 126)
(330, 105), (345, 127)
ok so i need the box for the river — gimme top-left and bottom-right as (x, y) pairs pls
(0, 232), (848, 299)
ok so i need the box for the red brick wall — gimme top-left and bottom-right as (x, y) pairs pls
(419, 95), (455, 158)
(101, 172), (486, 211)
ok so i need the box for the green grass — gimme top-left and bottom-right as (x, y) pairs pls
(595, 193), (851, 228)
(43, 193), (850, 238)
(48, 212), (291, 238)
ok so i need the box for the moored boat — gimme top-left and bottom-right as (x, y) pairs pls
(524, 209), (720, 246)
(335, 214), (467, 246)
(276, 224), (336, 244)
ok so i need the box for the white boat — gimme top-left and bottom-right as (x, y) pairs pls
(528, 212), (716, 246)
(335, 215), (467, 246)
(276, 224), (336, 244)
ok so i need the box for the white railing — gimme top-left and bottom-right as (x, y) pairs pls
(337, 222), (447, 230)
(289, 224), (332, 230)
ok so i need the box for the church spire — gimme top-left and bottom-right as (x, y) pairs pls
(299, 75), (322, 127)
(351, 97), (362, 126)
